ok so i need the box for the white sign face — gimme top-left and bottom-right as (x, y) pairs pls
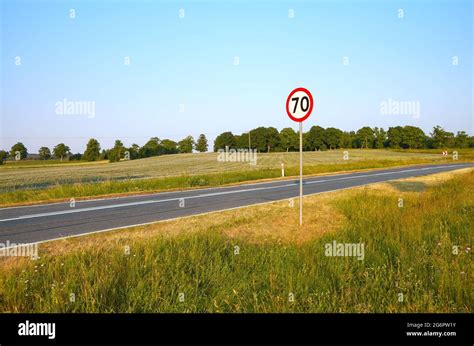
(285, 87), (314, 122)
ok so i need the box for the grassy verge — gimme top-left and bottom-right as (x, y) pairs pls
(0, 158), (456, 207)
(0, 169), (472, 313)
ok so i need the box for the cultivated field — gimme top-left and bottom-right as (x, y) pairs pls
(1, 149), (471, 206)
(1, 168), (472, 312)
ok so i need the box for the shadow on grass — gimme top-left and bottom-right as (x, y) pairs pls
(388, 181), (427, 192)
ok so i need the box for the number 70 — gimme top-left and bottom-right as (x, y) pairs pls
(291, 96), (310, 113)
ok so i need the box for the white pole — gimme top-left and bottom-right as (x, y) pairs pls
(299, 122), (303, 226)
(281, 162), (285, 177)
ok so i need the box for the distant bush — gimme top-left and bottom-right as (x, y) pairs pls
(188, 176), (210, 187)
(69, 153), (83, 161)
(0, 150), (7, 164)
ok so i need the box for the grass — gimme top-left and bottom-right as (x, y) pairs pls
(0, 168), (472, 313)
(1, 149), (471, 206)
(387, 181), (427, 192)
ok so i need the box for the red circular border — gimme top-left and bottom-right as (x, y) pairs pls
(286, 87), (314, 122)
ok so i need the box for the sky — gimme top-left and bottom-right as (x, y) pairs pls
(1, 0), (473, 153)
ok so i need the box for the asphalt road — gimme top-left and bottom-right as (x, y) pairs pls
(0, 163), (472, 245)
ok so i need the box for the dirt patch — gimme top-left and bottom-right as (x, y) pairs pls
(222, 194), (346, 245)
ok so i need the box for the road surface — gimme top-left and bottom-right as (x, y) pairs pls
(0, 163), (471, 245)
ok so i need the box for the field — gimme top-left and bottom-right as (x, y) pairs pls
(1, 149), (471, 206)
(0, 168), (472, 313)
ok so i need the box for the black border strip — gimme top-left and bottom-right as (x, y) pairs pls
(0, 313), (472, 345)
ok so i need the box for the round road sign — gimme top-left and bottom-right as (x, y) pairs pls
(286, 87), (314, 122)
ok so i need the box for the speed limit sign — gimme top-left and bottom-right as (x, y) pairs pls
(285, 87), (314, 226)
(286, 87), (314, 122)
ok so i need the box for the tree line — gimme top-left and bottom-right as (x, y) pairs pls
(213, 125), (473, 152)
(0, 125), (472, 165)
(0, 134), (209, 164)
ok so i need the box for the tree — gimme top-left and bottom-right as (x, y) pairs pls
(10, 142), (28, 159)
(99, 149), (108, 161)
(0, 150), (7, 165)
(53, 143), (70, 161)
(341, 131), (355, 149)
(279, 127), (298, 151)
(69, 153), (83, 161)
(373, 127), (387, 148)
(431, 126), (454, 148)
(400, 126), (425, 149)
(126, 144), (140, 160)
(234, 134), (247, 149)
(454, 131), (469, 148)
(355, 127), (375, 149)
(178, 136), (194, 153)
(249, 127), (280, 152)
(114, 140), (125, 153)
(324, 127), (343, 149)
(213, 132), (236, 151)
(387, 126), (403, 148)
(139, 137), (162, 158)
(83, 138), (101, 161)
(249, 127), (267, 152)
(108, 151), (120, 162)
(38, 147), (51, 160)
(263, 127), (280, 152)
(304, 126), (325, 150)
(161, 139), (178, 154)
(108, 140), (125, 162)
(195, 134), (208, 152)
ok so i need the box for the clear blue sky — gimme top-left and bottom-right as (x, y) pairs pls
(1, 0), (472, 153)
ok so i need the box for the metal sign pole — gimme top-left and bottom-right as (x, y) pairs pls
(286, 87), (313, 227)
(299, 121), (303, 226)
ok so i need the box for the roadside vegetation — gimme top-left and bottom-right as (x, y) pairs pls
(0, 169), (472, 313)
(1, 149), (472, 206)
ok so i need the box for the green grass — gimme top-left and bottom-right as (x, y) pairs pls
(0, 170), (472, 313)
(2, 149), (471, 206)
(388, 181), (427, 192)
